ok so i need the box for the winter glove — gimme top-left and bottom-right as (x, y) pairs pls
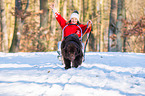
(50, 3), (59, 16)
(87, 20), (93, 31)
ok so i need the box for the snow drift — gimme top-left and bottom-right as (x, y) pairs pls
(0, 52), (145, 96)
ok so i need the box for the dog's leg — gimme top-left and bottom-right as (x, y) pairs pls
(72, 56), (82, 68)
(64, 58), (71, 69)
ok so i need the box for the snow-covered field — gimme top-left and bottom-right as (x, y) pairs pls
(0, 52), (145, 96)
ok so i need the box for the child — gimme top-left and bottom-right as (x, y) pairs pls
(50, 4), (92, 60)
(50, 4), (92, 39)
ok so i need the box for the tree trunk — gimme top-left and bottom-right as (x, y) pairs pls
(9, 0), (29, 52)
(9, 0), (21, 52)
(0, 0), (8, 52)
(88, 0), (95, 51)
(38, 0), (48, 51)
(82, 0), (85, 21)
(108, 0), (117, 52)
(123, 13), (127, 52)
(115, 0), (126, 52)
(63, 0), (67, 19)
(49, 0), (59, 51)
(144, 34), (145, 53)
(100, 0), (104, 52)
(143, 8), (145, 53)
(40, 0), (48, 29)
(144, 10), (145, 53)
(123, 35), (127, 52)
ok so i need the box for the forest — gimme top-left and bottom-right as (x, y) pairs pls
(0, 0), (145, 53)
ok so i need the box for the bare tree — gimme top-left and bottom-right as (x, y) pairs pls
(63, 0), (67, 19)
(9, 0), (22, 52)
(40, 0), (48, 28)
(115, 0), (126, 52)
(49, 0), (60, 51)
(9, 0), (29, 52)
(37, 0), (49, 51)
(108, 0), (117, 52)
(143, 8), (145, 53)
(88, 0), (95, 51)
(100, 0), (104, 52)
(0, 0), (8, 52)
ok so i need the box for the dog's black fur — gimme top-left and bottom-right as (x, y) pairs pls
(61, 34), (83, 69)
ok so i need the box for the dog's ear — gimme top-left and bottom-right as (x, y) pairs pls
(63, 46), (67, 53)
(75, 46), (79, 55)
(62, 46), (67, 58)
(61, 41), (64, 49)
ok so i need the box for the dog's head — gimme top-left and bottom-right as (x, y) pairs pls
(62, 41), (81, 61)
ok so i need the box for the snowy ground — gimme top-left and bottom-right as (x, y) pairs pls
(0, 52), (145, 96)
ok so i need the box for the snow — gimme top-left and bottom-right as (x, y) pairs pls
(0, 52), (145, 96)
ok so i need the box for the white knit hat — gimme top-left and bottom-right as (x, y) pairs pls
(70, 10), (79, 21)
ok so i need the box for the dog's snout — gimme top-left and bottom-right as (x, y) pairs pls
(70, 54), (75, 60)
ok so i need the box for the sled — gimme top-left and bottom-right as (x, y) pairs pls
(57, 21), (92, 62)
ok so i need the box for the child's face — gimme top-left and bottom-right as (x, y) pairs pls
(71, 17), (78, 24)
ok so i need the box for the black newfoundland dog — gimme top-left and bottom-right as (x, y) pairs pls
(61, 34), (83, 69)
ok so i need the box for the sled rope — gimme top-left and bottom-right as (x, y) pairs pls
(82, 21), (92, 38)
(83, 21), (92, 59)
(84, 31), (91, 55)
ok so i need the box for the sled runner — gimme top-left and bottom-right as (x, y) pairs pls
(57, 21), (92, 62)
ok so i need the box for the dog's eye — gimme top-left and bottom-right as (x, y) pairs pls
(65, 49), (67, 53)
(77, 48), (80, 53)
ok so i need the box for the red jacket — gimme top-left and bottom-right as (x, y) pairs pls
(55, 12), (91, 38)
